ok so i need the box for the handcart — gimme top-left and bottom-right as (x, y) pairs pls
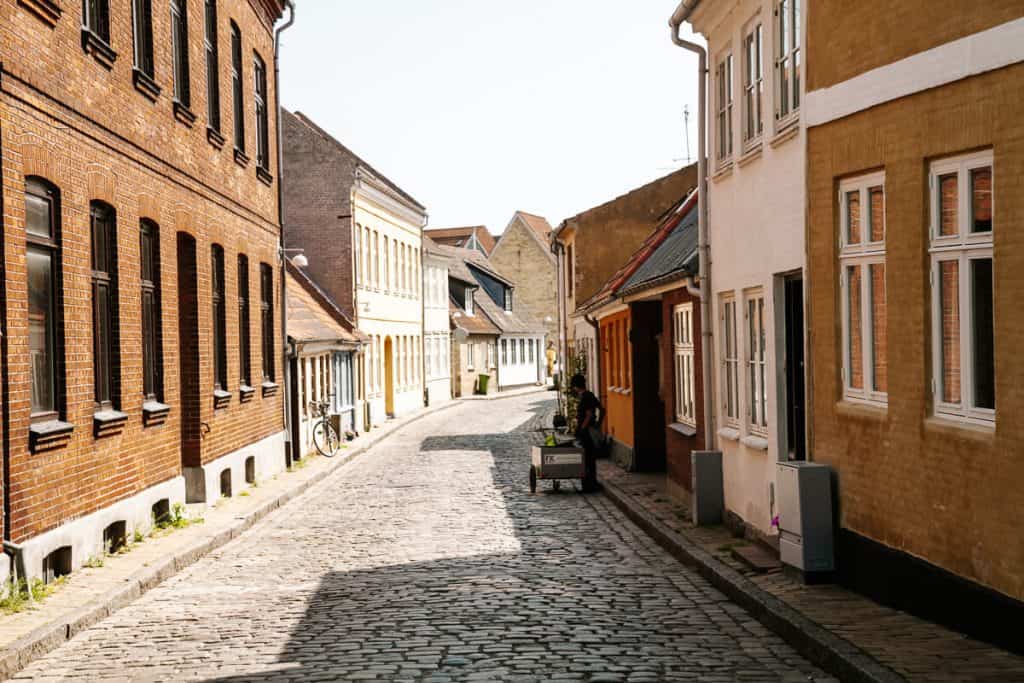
(529, 428), (585, 493)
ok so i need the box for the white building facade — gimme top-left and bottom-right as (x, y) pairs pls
(352, 171), (428, 423)
(423, 241), (452, 406)
(689, 0), (808, 538)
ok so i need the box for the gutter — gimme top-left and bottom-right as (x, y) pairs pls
(274, 0), (296, 467)
(670, 0), (714, 449)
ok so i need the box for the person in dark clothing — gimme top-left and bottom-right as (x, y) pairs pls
(571, 373), (602, 492)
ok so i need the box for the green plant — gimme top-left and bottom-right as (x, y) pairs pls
(154, 502), (201, 531)
(83, 555), (105, 569)
(560, 349), (588, 429)
(239, 490), (249, 497)
(133, 530), (145, 544)
(0, 576), (66, 614)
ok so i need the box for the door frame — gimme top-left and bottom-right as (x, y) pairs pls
(773, 270), (807, 462)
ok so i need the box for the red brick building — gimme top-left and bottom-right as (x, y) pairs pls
(0, 0), (289, 583)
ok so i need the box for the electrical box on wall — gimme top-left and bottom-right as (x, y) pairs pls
(777, 461), (834, 579)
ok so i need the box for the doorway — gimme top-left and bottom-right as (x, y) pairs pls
(384, 336), (394, 417)
(176, 233), (202, 474)
(783, 275), (806, 461)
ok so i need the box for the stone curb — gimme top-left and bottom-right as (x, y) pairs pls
(0, 400), (461, 682)
(598, 476), (906, 683)
(459, 386), (555, 401)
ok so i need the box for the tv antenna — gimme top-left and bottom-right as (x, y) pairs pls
(672, 105), (692, 165)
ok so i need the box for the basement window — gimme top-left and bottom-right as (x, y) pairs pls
(244, 456), (255, 484)
(151, 498), (170, 525)
(219, 469), (232, 498)
(103, 520), (127, 554)
(42, 546), (72, 584)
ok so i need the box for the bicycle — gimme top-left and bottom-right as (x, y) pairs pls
(309, 399), (341, 457)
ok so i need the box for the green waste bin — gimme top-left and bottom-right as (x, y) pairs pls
(476, 374), (490, 394)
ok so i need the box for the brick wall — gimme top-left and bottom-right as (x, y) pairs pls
(806, 0), (1024, 91)
(806, 64), (1024, 602)
(567, 165), (697, 306)
(1, 0), (284, 542)
(488, 218), (557, 339)
(281, 110), (357, 319)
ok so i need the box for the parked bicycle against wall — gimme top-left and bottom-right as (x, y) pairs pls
(309, 399), (341, 457)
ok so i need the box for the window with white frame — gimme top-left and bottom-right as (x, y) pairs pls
(488, 341), (496, 369)
(721, 295), (739, 425)
(929, 151), (994, 424)
(673, 304), (696, 427)
(716, 53), (733, 163)
(742, 21), (763, 145)
(745, 291), (767, 432)
(774, 0), (800, 123)
(840, 172), (887, 405)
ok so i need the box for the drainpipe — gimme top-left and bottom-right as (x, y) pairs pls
(583, 313), (600, 392)
(550, 237), (566, 403)
(684, 275), (701, 298)
(670, 1), (714, 450)
(274, 0), (296, 467)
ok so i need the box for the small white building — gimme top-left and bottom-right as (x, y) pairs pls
(438, 245), (546, 391)
(287, 267), (364, 457)
(422, 237), (452, 406)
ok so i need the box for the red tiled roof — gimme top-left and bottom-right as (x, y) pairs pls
(425, 226), (497, 255)
(515, 211), (554, 242)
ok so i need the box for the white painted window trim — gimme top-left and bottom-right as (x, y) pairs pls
(720, 294), (740, 427)
(673, 303), (697, 428)
(928, 150), (995, 427)
(744, 289), (768, 436)
(741, 17), (764, 149)
(772, 0), (801, 129)
(838, 171), (888, 406)
(715, 51), (734, 168)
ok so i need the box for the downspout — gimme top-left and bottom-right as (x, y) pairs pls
(550, 236), (566, 405)
(274, 0), (296, 467)
(583, 313), (600, 392)
(670, 0), (714, 449)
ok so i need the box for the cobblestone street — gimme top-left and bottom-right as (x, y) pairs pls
(18, 395), (827, 682)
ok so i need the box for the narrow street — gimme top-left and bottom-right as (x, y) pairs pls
(18, 395), (826, 682)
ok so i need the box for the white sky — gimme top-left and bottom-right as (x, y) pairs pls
(279, 1), (703, 234)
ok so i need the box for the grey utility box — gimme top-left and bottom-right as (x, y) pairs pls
(691, 451), (724, 526)
(777, 461), (834, 576)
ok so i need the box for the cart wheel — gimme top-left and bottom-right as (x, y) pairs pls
(552, 480), (561, 492)
(529, 466), (537, 493)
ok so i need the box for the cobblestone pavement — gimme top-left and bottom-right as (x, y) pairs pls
(18, 395), (829, 682)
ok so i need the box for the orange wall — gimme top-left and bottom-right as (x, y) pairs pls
(599, 310), (633, 448)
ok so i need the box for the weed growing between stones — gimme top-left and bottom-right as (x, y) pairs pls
(0, 577), (66, 614)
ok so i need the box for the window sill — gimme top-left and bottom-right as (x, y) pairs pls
(213, 389), (232, 410)
(836, 399), (887, 422)
(669, 422), (697, 437)
(30, 419), (74, 453)
(711, 161), (733, 183)
(256, 166), (274, 187)
(207, 127), (226, 150)
(737, 142), (762, 167)
(239, 384), (256, 402)
(94, 408), (128, 438)
(234, 148), (250, 168)
(142, 400), (171, 426)
(741, 434), (769, 451)
(717, 426), (740, 442)
(81, 27), (117, 69)
(18, 0), (62, 27)
(770, 118), (800, 147)
(132, 68), (161, 102)
(173, 101), (197, 128)
(925, 414), (995, 443)
(261, 380), (279, 397)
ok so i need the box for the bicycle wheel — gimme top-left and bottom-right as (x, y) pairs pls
(312, 421), (341, 457)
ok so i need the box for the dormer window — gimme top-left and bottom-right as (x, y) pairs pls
(504, 288), (513, 312)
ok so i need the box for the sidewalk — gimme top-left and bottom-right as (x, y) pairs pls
(597, 461), (1024, 682)
(0, 400), (459, 681)
(459, 384), (555, 401)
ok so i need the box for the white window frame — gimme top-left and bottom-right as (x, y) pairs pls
(744, 289), (768, 435)
(673, 303), (697, 427)
(773, 0), (800, 127)
(488, 341), (496, 369)
(928, 150), (995, 426)
(839, 171), (887, 406)
(715, 52), (734, 166)
(742, 19), (763, 148)
(465, 293), (474, 316)
(720, 294), (740, 427)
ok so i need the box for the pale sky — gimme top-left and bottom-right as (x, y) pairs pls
(279, 1), (703, 235)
